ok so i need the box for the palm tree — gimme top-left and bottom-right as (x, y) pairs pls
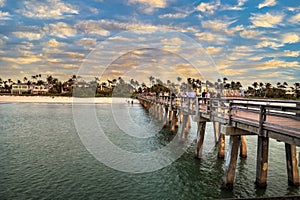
(149, 76), (155, 87)
(47, 75), (54, 84)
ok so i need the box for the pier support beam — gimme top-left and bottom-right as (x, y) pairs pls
(222, 135), (241, 190)
(285, 143), (299, 186)
(218, 133), (225, 159)
(255, 136), (269, 188)
(163, 107), (168, 128)
(170, 110), (177, 134)
(169, 109), (173, 124)
(240, 135), (247, 158)
(213, 121), (220, 145)
(195, 122), (206, 159)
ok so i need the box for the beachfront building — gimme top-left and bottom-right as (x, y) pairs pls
(11, 84), (49, 95)
(31, 85), (49, 95)
(11, 84), (31, 94)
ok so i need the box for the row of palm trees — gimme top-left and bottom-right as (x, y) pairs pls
(0, 75), (299, 98)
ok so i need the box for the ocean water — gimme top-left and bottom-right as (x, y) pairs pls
(0, 101), (299, 199)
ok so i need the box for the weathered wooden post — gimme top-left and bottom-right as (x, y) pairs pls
(222, 135), (241, 190)
(285, 143), (299, 186)
(175, 112), (179, 128)
(218, 133), (225, 159)
(163, 107), (168, 128)
(195, 121), (206, 159)
(170, 110), (177, 133)
(213, 121), (220, 145)
(255, 105), (269, 188)
(240, 135), (247, 158)
(169, 108), (173, 124)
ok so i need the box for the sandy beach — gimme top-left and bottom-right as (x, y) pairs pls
(0, 95), (135, 104)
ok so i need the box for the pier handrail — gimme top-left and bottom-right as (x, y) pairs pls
(138, 94), (300, 137)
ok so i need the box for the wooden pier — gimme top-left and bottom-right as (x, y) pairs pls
(137, 94), (300, 190)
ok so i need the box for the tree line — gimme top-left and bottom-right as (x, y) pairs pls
(0, 74), (299, 99)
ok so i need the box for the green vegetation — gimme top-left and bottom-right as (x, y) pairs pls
(0, 75), (299, 99)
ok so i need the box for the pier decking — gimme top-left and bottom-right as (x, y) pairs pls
(138, 95), (300, 190)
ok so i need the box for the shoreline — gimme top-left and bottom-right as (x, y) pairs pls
(0, 95), (136, 104)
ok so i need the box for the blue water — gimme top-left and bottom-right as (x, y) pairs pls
(0, 101), (299, 199)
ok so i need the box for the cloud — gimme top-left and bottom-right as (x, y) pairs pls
(256, 59), (299, 70)
(290, 13), (300, 24)
(161, 37), (185, 45)
(239, 29), (262, 39)
(76, 20), (110, 36)
(256, 40), (282, 49)
(0, 10), (11, 20)
(2, 55), (41, 64)
(201, 20), (230, 31)
(250, 12), (283, 28)
(196, 1), (220, 15)
(195, 32), (229, 44)
(18, 0), (78, 19)
(282, 33), (300, 44)
(75, 38), (97, 50)
(258, 0), (277, 9)
(283, 50), (299, 57)
(13, 31), (43, 40)
(128, 0), (166, 8)
(159, 13), (188, 19)
(128, 0), (167, 13)
(205, 46), (222, 55)
(0, 0), (5, 7)
(44, 22), (77, 38)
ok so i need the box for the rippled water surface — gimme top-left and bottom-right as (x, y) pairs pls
(0, 101), (299, 199)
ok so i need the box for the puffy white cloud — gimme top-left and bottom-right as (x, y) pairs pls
(195, 32), (229, 45)
(239, 29), (262, 39)
(128, 0), (166, 8)
(196, 2), (220, 15)
(256, 40), (282, 49)
(161, 37), (185, 45)
(44, 22), (77, 38)
(290, 13), (300, 24)
(282, 33), (300, 44)
(128, 0), (166, 14)
(13, 32), (43, 40)
(201, 20), (230, 31)
(283, 50), (299, 57)
(250, 12), (283, 28)
(18, 0), (78, 19)
(0, 10), (11, 20)
(205, 46), (222, 55)
(258, 0), (277, 9)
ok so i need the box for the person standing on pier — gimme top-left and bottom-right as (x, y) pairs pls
(202, 90), (207, 104)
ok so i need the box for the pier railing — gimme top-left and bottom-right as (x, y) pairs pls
(138, 94), (300, 139)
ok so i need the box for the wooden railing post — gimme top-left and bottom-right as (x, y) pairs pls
(228, 102), (233, 126)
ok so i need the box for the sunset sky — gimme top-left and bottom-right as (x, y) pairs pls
(0, 0), (299, 87)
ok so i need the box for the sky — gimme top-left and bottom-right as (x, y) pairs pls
(0, 0), (299, 87)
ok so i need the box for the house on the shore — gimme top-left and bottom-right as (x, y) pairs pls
(11, 84), (49, 95)
(11, 84), (31, 94)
